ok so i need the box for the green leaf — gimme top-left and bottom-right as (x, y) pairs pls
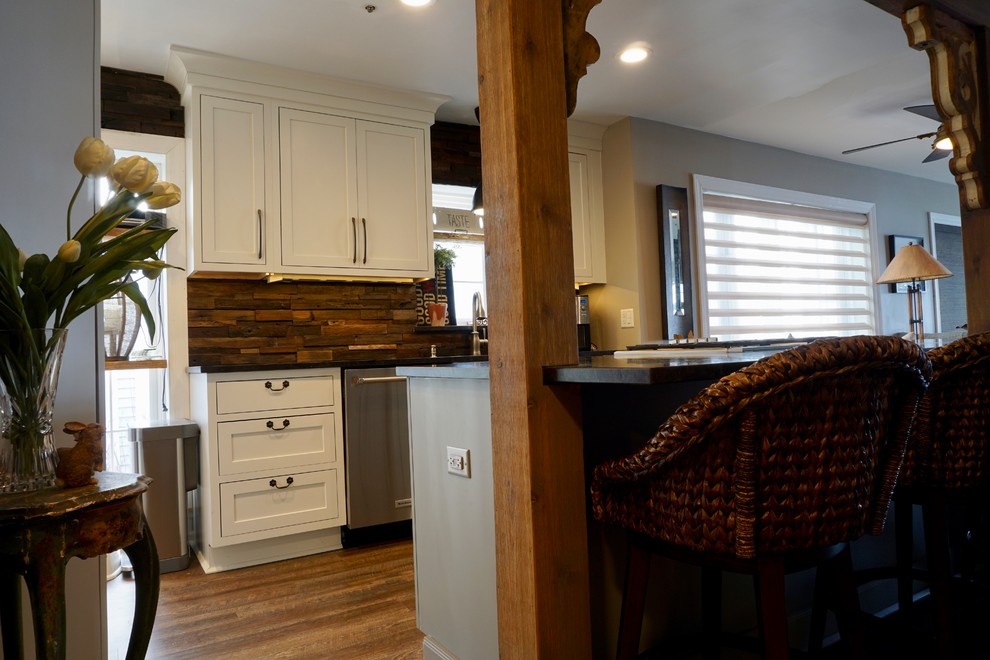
(121, 281), (156, 341)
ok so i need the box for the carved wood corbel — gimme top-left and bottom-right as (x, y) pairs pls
(903, 4), (988, 210)
(562, 0), (603, 117)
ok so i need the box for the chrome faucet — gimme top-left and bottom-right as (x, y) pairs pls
(471, 291), (488, 356)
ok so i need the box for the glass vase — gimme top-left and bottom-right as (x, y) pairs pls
(0, 328), (68, 492)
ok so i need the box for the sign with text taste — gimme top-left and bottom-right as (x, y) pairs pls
(434, 207), (484, 235)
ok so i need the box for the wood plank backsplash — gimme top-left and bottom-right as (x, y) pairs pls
(187, 279), (472, 368)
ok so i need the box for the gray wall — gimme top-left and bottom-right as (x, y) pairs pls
(591, 116), (961, 350)
(1, 2), (106, 658)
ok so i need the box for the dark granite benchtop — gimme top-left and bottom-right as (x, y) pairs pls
(187, 354), (488, 374)
(542, 349), (784, 385)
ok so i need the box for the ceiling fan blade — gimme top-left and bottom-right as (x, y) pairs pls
(842, 132), (936, 155)
(922, 148), (951, 163)
(904, 104), (941, 122)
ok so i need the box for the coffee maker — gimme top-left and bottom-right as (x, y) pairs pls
(576, 294), (591, 351)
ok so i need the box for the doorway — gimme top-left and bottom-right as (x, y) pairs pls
(929, 212), (966, 334)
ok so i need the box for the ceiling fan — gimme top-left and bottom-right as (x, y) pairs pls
(842, 105), (952, 163)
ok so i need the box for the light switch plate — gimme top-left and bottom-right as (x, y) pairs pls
(620, 308), (635, 328)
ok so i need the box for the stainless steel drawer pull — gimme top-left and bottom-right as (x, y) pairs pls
(265, 380), (290, 392)
(362, 217), (368, 264)
(352, 375), (408, 386)
(257, 209), (263, 260)
(351, 217), (357, 264)
(269, 476), (294, 490)
(266, 419), (290, 431)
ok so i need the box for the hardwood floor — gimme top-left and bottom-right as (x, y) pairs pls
(109, 539), (422, 659)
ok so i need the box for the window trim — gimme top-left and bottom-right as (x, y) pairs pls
(690, 174), (882, 339)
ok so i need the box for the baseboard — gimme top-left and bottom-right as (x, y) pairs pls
(423, 635), (458, 660)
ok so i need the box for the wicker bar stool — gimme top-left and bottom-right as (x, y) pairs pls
(590, 336), (931, 660)
(811, 331), (990, 658)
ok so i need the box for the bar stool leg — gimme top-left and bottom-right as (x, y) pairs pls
(122, 516), (160, 660)
(701, 567), (721, 660)
(754, 558), (788, 660)
(922, 494), (954, 660)
(894, 500), (915, 638)
(616, 537), (650, 660)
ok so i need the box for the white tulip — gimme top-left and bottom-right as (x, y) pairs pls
(109, 155), (158, 194)
(73, 137), (115, 178)
(145, 181), (182, 209)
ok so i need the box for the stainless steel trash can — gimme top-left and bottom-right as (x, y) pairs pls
(128, 419), (199, 573)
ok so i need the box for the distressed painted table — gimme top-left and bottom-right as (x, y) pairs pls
(0, 472), (159, 660)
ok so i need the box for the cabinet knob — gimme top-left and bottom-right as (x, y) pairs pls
(265, 380), (290, 392)
(269, 476), (294, 490)
(266, 419), (290, 431)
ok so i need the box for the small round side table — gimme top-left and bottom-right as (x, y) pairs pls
(0, 472), (159, 660)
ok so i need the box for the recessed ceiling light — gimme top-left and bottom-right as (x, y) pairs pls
(401, 0), (435, 7)
(619, 43), (651, 64)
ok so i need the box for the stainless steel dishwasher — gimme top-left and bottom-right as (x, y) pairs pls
(342, 367), (412, 530)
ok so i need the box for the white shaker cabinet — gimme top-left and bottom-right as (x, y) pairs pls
(568, 122), (608, 284)
(167, 46), (447, 279)
(189, 368), (346, 573)
(279, 109), (428, 273)
(199, 94), (269, 267)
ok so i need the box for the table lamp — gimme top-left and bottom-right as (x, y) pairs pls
(876, 242), (952, 340)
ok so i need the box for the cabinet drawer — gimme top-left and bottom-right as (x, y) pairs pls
(215, 375), (334, 414)
(220, 469), (340, 538)
(217, 413), (336, 476)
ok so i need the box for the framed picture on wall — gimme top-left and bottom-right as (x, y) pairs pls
(887, 235), (926, 294)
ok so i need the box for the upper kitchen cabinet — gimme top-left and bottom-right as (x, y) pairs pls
(568, 122), (607, 284)
(200, 95), (269, 267)
(279, 109), (428, 272)
(166, 47), (448, 279)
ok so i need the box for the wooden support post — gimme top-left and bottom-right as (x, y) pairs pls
(475, 0), (593, 656)
(866, 1), (990, 332)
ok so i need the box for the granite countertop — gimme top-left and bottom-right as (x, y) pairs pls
(543, 349), (784, 385)
(187, 354), (488, 374)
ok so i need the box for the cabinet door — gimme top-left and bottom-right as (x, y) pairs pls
(569, 151), (595, 281)
(200, 95), (267, 266)
(279, 108), (359, 268)
(356, 121), (429, 272)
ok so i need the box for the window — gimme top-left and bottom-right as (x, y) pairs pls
(433, 184), (486, 324)
(693, 176), (878, 342)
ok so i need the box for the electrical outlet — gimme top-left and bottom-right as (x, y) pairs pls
(620, 308), (635, 328)
(446, 446), (470, 478)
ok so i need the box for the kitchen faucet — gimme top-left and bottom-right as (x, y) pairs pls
(471, 291), (488, 356)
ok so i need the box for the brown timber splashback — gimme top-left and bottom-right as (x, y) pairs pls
(187, 279), (471, 368)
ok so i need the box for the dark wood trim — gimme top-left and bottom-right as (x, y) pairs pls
(865, 0), (990, 27)
(476, 0), (592, 655)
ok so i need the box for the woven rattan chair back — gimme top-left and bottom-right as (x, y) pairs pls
(591, 336), (931, 559)
(900, 331), (990, 490)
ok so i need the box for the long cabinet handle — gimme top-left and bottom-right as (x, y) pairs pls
(362, 217), (368, 264)
(257, 209), (263, 260)
(351, 217), (357, 264)
(352, 375), (408, 385)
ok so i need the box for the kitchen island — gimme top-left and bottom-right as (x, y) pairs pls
(402, 347), (898, 659)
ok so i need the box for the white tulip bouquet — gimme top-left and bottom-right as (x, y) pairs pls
(0, 137), (181, 491)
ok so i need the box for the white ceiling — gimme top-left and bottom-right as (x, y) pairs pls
(100, 0), (953, 185)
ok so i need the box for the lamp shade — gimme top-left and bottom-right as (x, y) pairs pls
(876, 242), (952, 284)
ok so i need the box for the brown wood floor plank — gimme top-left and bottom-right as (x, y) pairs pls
(109, 539), (421, 659)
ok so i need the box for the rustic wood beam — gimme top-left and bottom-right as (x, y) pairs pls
(865, 0), (990, 27)
(475, 0), (593, 656)
(562, 0), (603, 116)
(903, 5), (987, 210)
(865, 0), (990, 331)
